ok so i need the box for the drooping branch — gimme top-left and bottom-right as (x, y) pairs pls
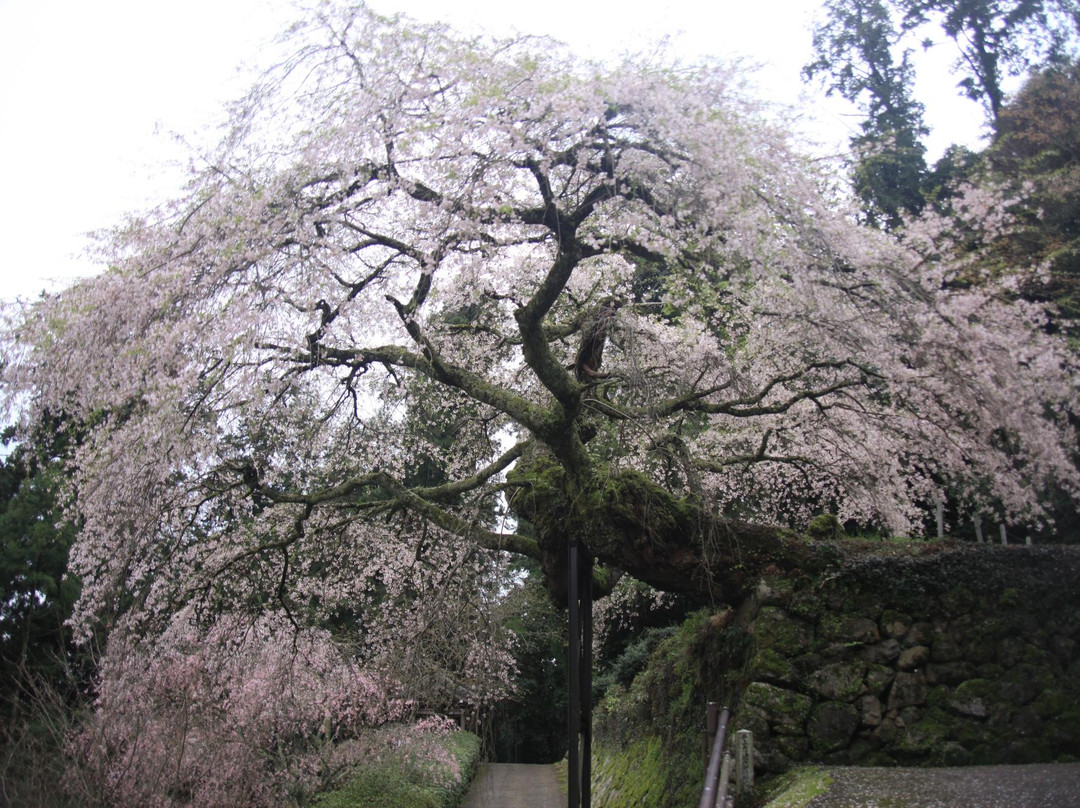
(635, 360), (881, 420)
(266, 340), (551, 436)
(241, 445), (541, 561)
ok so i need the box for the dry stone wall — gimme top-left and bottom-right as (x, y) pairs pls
(729, 545), (1080, 773)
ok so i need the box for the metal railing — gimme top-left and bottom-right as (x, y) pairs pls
(699, 703), (731, 808)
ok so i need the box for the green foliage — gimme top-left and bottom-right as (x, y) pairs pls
(592, 609), (754, 807)
(850, 124), (929, 229)
(491, 567), (568, 763)
(983, 59), (1080, 325)
(921, 145), (980, 214)
(311, 730), (480, 808)
(807, 0), (1080, 227)
(805, 514), (844, 540)
(0, 422), (86, 737)
(594, 626), (677, 699)
(898, 0), (1079, 121)
(805, 0), (928, 229)
(759, 767), (835, 808)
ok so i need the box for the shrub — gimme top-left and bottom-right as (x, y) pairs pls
(312, 723), (481, 808)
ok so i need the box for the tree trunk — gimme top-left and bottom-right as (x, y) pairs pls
(509, 457), (830, 606)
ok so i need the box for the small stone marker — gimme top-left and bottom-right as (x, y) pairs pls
(734, 729), (753, 806)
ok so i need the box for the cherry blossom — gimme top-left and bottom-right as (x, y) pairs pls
(2, 6), (1078, 775)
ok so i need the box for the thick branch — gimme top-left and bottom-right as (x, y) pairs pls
(509, 458), (827, 606)
(273, 341), (550, 435)
(245, 454), (541, 561)
(635, 360), (878, 420)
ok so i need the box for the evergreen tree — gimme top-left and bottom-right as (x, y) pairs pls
(806, 0), (929, 229)
(899, 0), (1080, 121)
(0, 422), (81, 735)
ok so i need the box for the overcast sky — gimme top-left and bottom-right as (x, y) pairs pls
(0, 0), (989, 303)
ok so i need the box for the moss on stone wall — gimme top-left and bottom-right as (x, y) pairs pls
(592, 544), (1080, 805)
(731, 545), (1080, 772)
(592, 608), (754, 807)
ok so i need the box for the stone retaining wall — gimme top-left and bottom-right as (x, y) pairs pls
(729, 545), (1080, 772)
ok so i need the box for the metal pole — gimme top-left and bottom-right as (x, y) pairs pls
(706, 702), (718, 766)
(567, 542), (593, 808)
(568, 541), (581, 808)
(718, 752), (732, 808)
(698, 705), (730, 808)
(581, 551), (593, 808)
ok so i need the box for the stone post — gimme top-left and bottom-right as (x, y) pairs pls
(734, 729), (753, 807)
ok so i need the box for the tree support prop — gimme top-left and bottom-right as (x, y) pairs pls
(567, 541), (593, 808)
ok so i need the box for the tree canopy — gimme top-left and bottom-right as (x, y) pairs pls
(806, 0), (1080, 228)
(3, 1), (1078, 689)
(805, 0), (929, 229)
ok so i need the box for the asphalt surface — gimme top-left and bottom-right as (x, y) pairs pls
(459, 763), (563, 808)
(457, 761), (1080, 807)
(801, 763), (1080, 808)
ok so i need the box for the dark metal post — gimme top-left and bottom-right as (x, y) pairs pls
(568, 541), (593, 808)
(706, 701), (718, 765)
(568, 542), (581, 808)
(581, 550), (593, 808)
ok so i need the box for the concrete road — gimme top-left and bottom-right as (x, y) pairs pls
(459, 763), (563, 808)
(800, 763), (1080, 808)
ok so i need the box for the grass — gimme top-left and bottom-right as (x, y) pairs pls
(311, 729), (481, 808)
(759, 767), (836, 808)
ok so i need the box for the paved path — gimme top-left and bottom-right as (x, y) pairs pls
(459, 763), (563, 808)
(800, 763), (1080, 808)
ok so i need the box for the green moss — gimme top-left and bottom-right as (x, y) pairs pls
(954, 678), (993, 704)
(807, 660), (866, 701)
(1000, 587), (1021, 608)
(751, 648), (798, 685)
(895, 707), (951, 758)
(592, 736), (672, 807)
(806, 514), (843, 540)
(759, 767), (835, 808)
(817, 613), (879, 644)
(742, 682), (813, 722)
(754, 607), (813, 655)
(1032, 687), (1072, 719)
(311, 730), (480, 808)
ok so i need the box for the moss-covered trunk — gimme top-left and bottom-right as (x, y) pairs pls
(509, 456), (828, 606)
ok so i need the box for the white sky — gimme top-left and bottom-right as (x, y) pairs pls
(0, 0), (990, 303)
